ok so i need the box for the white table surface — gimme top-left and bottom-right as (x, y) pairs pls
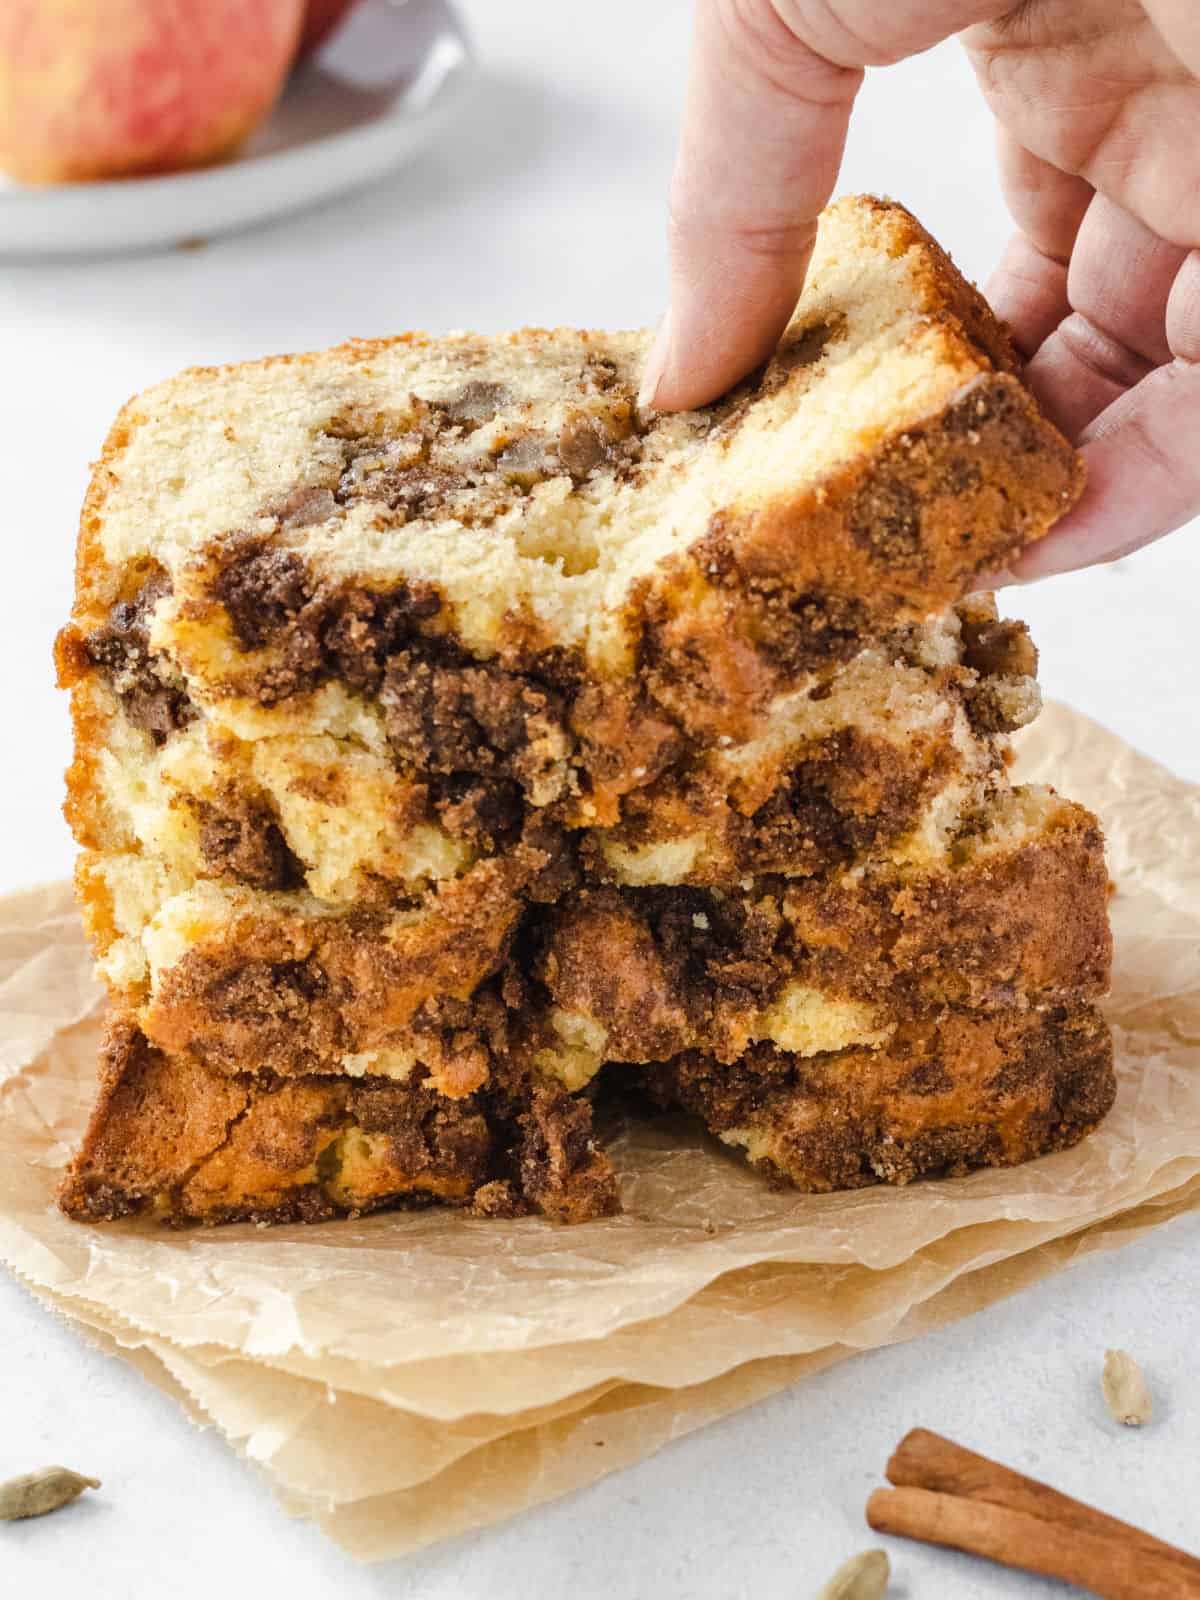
(3, 3), (1198, 1593)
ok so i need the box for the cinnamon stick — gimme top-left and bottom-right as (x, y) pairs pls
(867, 1487), (1200, 1600)
(885, 1428), (1200, 1580)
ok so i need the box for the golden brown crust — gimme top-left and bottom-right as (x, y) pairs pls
(638, 372), (1080, 740)
(538, 802), (1111, 1065)
(783, 802), (1113, 1009)
(59, 1013), (618, 1226)
(642, 1003), (1114, 1192)
(139, 854), (536, 1080)
(60, 1016), (249, 1221)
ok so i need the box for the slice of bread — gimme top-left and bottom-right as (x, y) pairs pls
(59, 197), (1080, 743)
(59, 1015), (617, 1226)
(60, 1001), (1113, 1223)
(587, 597), (1039, 886)
(533, 788), (1110, 1085)
(642, 1003), (1114, 1193)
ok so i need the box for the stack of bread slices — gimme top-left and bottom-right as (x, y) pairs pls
(55, 197), (1113, 1227)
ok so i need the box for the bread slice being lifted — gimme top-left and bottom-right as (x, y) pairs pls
(56, 195), (1111, 1226)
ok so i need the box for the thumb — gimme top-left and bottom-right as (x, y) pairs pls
(643, 0), (858, 411)
(645, 0), (1014, 412)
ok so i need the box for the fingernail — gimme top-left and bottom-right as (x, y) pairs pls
(638, 310), (672, 410)
(974, 566), (1024, 592)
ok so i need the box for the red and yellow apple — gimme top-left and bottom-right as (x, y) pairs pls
(0, 0), (306, 184)
(297, 0), (362, 59)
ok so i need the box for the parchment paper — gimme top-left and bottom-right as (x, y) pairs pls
(2, 703), (1198, 1557)
(22, 1172), (1200, 1559)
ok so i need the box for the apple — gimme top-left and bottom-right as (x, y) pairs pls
(0, 0), (306, 184)
(297, 0), (362, 59)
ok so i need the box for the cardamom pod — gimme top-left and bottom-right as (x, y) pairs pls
(0, 1466), (101, 1520)
(816, 1547), (890, 1599)
(1102, 1349), (1153, 1426)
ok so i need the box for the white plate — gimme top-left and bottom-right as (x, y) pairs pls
(0, 0), (473, 257)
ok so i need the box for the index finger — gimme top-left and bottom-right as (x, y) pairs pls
(645, 0), (1012, 412)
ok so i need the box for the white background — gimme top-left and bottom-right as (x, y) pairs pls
(3, 2), (1197, 1594)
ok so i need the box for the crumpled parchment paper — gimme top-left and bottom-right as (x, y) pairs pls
(2, 702), (1198, 1558)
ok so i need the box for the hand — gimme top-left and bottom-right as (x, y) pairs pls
(642, 1), (1200, 581)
